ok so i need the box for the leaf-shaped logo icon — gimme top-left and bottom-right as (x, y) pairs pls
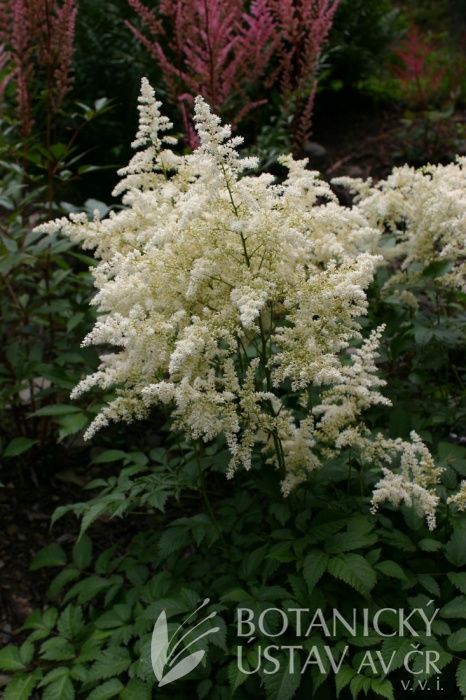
(150, 599), (220, 686)
(158, 650), (206, 687)
(151, 610), (169, 682)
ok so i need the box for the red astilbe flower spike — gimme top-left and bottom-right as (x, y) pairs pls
(127, 0), (276, 146)
(393, 26), (446, 109)
(1, 0), (77, 135)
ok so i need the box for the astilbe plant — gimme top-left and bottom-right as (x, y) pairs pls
(392, 26), (447, 109)
(127, 0), (339, 151)
(126, 0), (275, 146)
(0, 0), (77, 135)
(268, 0), (339, 151)
(39, 79), (449, 527)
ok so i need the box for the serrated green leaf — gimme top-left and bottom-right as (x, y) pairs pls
(457, 659), (466, 698)
(441, 596), (466, 619)
(303, 550), (328, 593)
(446, 531), (466, 567)
(87, 679), (124, 700)
(370, 678), (394, 700)
(57, 605), (85, 639)
(448, 573), (466, 595)
(350, 674), (370, 700)
(327, 554), (376, 596)
(0, 644), (26, 671)
(263, 654), (302, 700)
(325, 532), (377, 554)
(228, 660), (249, 692)
(335, 666), (355, 698)
(87, 647), (131, 682)
(448, 630), (466, 652)
(40, 637), (75, 661)
(120, 678), (151, 700)
(42, 671), (74, 700)
(4, 671), (41, 700)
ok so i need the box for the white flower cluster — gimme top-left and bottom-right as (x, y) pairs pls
(335, 158), (466, 291)
(370, 432), (444, 530)
(37, 79), (455, 526)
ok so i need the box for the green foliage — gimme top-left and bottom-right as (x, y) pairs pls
(2, 449), (465, 699)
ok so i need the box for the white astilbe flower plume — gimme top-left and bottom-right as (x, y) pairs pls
(335, 158), (466, 292)
(36, 79), (443, 522)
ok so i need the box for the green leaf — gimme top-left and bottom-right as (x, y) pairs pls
(73, 534), (93, 570)
(335, 666), (355, 698)
(87, 679), (124, 700)
(350, 674), (370, 700)
(370, 678), (395, 700)
(31, 544), (67, 570)
(32, 404), (81, 417)
(448, 573), (466, 595)
(446, 531), (466, 567)
(375, 560), (407, 581)
(418, 574), (440, 597)
(120, 679), (151, 700)
(228, 660), (249, 692)
(327, 554), (377, 596)
(325, 532), (377, 554)
(92, 450), (128, 464)
(58, 412), (88, 439)
(42, 672), (75, 700)
(4, 671), (42, 700)
(57, 605), (85, 639)
(0, 644), (26, 671)
(303, 550), (328, 592)
(88, 648), (131, 682)
(457, 659), (466, 698)
(48, 567), (81, 599)
(40, 637), (75, 661)
(414, 326), (433, 345)
(448, 630), (466, 652)
(64, 575), (112, 605)
(441, 596), (466, 619)
(3, 437), (36, 457)
(419, 539), (443, 552)
(79, 501), (110, 536)
(263, 654), (302, 700)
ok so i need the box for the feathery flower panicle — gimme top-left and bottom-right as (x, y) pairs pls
(335, 158), (466, 292)
(448, 482), (466, 512)
(38, 80), (443, 526)
(371, 432), (444, 530)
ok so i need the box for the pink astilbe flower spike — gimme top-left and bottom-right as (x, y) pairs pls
(127, 0), (276, 146)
